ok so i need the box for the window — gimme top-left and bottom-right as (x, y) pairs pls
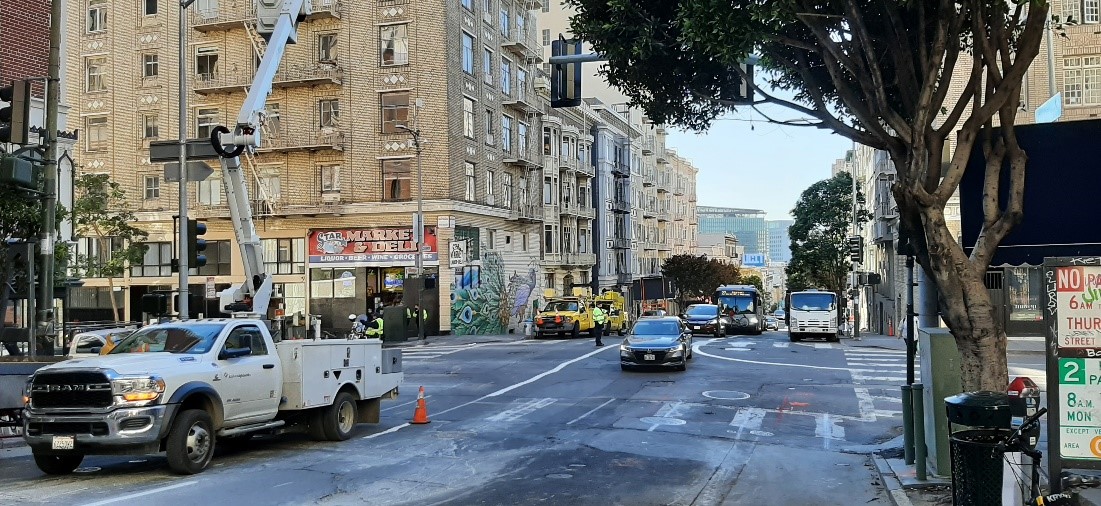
(198, 176), (221, 205)
(484, 108), (495, 144)
(461, 0), (472, 10)
(499, 8), (510, 38)
(518, 122), (528, 155)
(484, 0), (493, 15)
(196, 108), (219, 138)
(544, 225), (554, 254)
(382, 159), (412, 201)
(501, 115), (512, 153)
(1087, 0), (1101, 23)
(318, 33), (337, 62)
(501, 58), (512, 95)
(86, 57), (107, 92)
(142, 53), (159, 78)
(87, 0), (107, 32)
(144, 175), (160, 199)
(143, 114), (159, 138)
(380, 92), (410, 133)
(463, 97), (475, 139)
(541, 0), (549, 12)
(258, 174), (281, 200)
(519, 175), (528, 206)
(197, 241), (231, 276)
(195, 47), (219, 81)
(380, 24), (409, 65)
(144, 0), (158, 16)
(517, 68), (527, 98)
(542, 29), (550, 46)
(503, 172), (513, 208)
(516, 12), (526, 40)
(86, 116), (108, 150)
(544, 176), (553, 204)
(263, 238), (306, 275)
(461, 32), (474, 74)
(131, 243), (172, 277)
(319, 99), (339, 128)
(522, 233), (528, 251)
(485, 170), (496, 206)
(483, 47), (493, 85)
(465, 162), (476, 201)
(263, 103), (281, 139)
(486, 229), (497, 250)
(1064, 56), (1101, 105)
(320, 165), (340, 193)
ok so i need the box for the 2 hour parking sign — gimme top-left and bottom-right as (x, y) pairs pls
(1049, 262), (1101, 462)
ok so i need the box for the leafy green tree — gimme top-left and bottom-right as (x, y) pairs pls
(662, 254), (739, 305)
(568, 0), (1047, 389)
(786, 173), (872, 295)
(740, 274), (764, 294)
(71, 173), (148, 322)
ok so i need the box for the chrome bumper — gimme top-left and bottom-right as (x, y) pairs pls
(24, 404), (174, 453)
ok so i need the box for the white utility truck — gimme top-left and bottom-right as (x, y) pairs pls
(23, 319), (402, 475)
(785, 289), (840, 342)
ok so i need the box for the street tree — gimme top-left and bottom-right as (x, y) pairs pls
(568, 0), (1048, 389)
(787, 172), (872, 295)
(71, 173), (148, 322)
(662, 254), (739, 305)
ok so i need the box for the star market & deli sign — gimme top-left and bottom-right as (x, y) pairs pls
(309, 227), (439, 266)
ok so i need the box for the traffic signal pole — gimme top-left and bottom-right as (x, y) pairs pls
(37, 0), (63, 340)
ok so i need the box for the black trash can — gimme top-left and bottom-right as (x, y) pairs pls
(945, 391), (1013, 506)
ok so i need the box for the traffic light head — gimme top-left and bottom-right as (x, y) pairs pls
(550, 38), (582, 108)
(186, 220), (208, 268)
(0, 80), (31, 145)
(847, 236), (863, 263)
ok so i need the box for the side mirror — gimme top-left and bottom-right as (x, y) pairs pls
(219, 347), (252, 360)
(679, 314), (686, 320)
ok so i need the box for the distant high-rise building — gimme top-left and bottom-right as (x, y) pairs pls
(766, 220), (794, 263)
(697, 206), (767, 258)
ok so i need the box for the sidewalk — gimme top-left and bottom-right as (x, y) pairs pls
(844, 331), (1046, 355)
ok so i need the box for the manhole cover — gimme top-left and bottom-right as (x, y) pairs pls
(546, 473), (573, 479)
(74, 467), (101, 473)
(750, 430), (774, 437)
(702, 390), (751, 400)
(640, 416), (687, 426)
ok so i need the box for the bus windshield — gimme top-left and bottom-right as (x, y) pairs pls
(717, 295), (755, 314)
(790, 293), (836, 312)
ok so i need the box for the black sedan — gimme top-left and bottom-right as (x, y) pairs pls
(680, 304), (728, 337)
(620, 317), (693, 371)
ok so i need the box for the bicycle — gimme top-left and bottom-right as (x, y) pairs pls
(994, 407), (1101, 505)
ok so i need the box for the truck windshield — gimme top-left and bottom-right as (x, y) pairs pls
(790, 293), (836, 311)
(543, 301), (579, 312)
(109, 324), (228, 355)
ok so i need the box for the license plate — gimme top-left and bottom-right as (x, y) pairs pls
(644, 354), (656, 361)
(693, 326), (700, 330)
(51, 436), (74, 450)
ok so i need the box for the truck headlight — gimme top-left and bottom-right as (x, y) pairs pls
(23, 377), (33, 406)
(113, 376), (166, 403)
(791, 318), (798, 327)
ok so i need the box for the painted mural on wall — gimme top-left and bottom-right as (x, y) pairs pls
(450, 251), (542, 335)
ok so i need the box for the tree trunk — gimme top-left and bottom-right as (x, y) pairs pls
(916, 193), (1008, 391)
(96, 236), (122, 323)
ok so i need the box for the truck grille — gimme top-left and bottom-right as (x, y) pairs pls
(30, 371), (113, 409)
(27, 421), (109, 436)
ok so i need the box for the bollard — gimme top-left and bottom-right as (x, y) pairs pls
(902, 384), (915, 465)
(913, 383), (927, 480)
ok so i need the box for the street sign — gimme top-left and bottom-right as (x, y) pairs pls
(149, 139), (220, 163)
(449, 240), (467, 268)
(164, 161), (214, 182)
(1044, 258), (1101, 483)
(205, 276), (216, 299)
(1036, 93), (1063, 124)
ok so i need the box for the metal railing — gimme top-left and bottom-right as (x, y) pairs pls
(258, 127), (345, 151)
(503, 143), (542, 167)
(194, 64), (343, 92)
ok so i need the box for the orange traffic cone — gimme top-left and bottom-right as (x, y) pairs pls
(888, 320), (895, 337)
(412, 386), (430, 424)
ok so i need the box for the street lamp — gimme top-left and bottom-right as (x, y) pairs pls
(396, 123), (425, 344)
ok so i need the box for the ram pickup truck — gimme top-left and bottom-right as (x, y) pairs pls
(22, 318), (402, 475)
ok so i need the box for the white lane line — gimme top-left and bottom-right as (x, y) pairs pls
(772, 342), (789, 348)
(694, 344), (875, 371)
(814, 413), (846, 450)
(566, 398), (615, 425)
(729, 407), (766, 438)
(486, 398), (556, 422)
(855, 387), (877, 421)
(846, 357), (908, 362)
(380, 396), (428, 412)
(814, 343), (834, 349)
(365, 344), (615, 438)
(852, 374), (907, 382)
(79, 480), (199, 506)
(362, 422), (411, 439)
(273, 482), (293, 488)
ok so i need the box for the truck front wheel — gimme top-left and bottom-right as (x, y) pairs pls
(322, 391), (358, 441)
(33, 452), (83, 475)
(166, 409), (215, 475)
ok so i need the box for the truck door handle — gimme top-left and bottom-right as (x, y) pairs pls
(263, 364), (275, 369)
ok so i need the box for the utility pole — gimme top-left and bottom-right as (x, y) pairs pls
(177, 0), (196, 319)
(37, 0), (64, 345)
(397, 121), (425, 344)
(850, 149), (860, 340)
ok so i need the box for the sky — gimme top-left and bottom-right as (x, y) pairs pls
(665, 102), (853, 221)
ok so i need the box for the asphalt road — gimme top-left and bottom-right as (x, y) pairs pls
(0, 331), (967, 506)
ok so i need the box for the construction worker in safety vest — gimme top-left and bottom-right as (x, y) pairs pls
(591, 305), (607, 347)
(365, 311), (384, 338)
(406, 304), (428, 332)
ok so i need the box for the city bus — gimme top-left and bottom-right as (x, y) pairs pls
(714, 285), (766, 334)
